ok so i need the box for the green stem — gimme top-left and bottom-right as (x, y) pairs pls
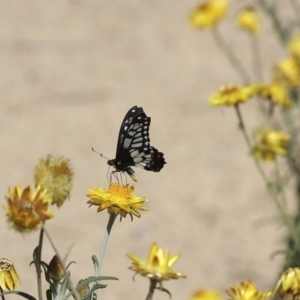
(146, 279), (157, 300)
(258, 0), (289, 44)
(42, 226), (80, 300)
(36, 228), (44, 300)
(0, 287), (5, 300)
(212, 26), (251, 84)
(97, 213), (117, 276)
(251, 35), (263, 82)
(234, 104), (300, 248)
(275, 158), (288, 209)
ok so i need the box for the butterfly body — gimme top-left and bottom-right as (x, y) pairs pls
(108, 106), (166, 182)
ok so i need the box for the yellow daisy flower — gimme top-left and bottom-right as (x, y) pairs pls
(274, 57), (300, 87)
(87, 183), (148, 218)
(252, 128), (290, 162)
(227, 280), (272, 300)
(189, 289), (223, 300)
(275, 268), (300, 298)
(190, 0), (228, 29)
(34, 155), (73, 208)
(256, 82), (293, 108)
(3, 184), (54, 233)
(127, 243), (186, 281)
(0, 258), (20, 291)
(288, 34), (300, 59)
(236, 7), (260, 35)
(208, 85), (255, 106)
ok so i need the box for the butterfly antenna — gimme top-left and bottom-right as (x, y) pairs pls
(92, 148), (110, 160)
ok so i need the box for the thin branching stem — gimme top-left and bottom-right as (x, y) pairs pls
(251, 35), (263, 82)
(146, 279), (157, 300)
(42, 226), (80, 300)
(212, 26), (251, 84)
(275, 158), (288, 209)
(97, 213), (117, 276)
(234, 104), (300, 248)
(258, 0), (289, 44)
(0, 287), (5, 300)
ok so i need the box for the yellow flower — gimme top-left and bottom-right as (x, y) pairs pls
(227, 280), (272, 300)
(252, 128), (290, 162)
(288, 34), (300, 59)
(0, 258), (20, 291)
(3, 184), (54, 233)
(127, 243), (186, 281)
(256, 82), (293, 108)
(208, 85), (255, 106)
(87, 183), (148, 218)
(34, 155), (73, 208)
(275, 268), (300, 297)
(189, 289), (223, 300)
(236, 7), (260, 35)
(190, 0), (228, 29)
(274, 57), (300, 87)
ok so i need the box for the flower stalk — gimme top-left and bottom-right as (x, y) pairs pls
(234, 104), (300, 249)
(146, 279), (157, 300)
(212, 26), (251, 84)
(97, 213), (117, 276)
(36, 228), (44, 300)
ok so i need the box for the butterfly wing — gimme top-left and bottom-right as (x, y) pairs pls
(109, 106), (166, 179)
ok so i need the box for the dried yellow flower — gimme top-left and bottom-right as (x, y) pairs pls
(34, 155), (73, 208)
(3, 184), (54, 233)
(0, 258), (20, 291)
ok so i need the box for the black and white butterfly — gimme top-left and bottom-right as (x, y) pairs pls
(107, 106), (166, 182)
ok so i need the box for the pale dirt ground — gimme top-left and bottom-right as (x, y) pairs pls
(0, 1), (294, 300)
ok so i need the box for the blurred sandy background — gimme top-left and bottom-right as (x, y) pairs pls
(0, 1), (293, 299)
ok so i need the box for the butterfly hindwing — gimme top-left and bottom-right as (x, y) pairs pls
(108, 106), (166, 181)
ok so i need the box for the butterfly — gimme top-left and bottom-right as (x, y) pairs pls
(107, 106), (166, 182)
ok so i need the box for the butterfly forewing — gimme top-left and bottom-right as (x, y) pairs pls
(108, 105), (166, 181)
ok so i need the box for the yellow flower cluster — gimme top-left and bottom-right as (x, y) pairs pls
(256, 82), (293, 108)
(208, 85), (256, 106)
(252, 128), (290, 162)
(190, 0), (228, 29)
(274, 57), (300, 87)
(3, 154), (73, 233)
(236, 8), (260, 35)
